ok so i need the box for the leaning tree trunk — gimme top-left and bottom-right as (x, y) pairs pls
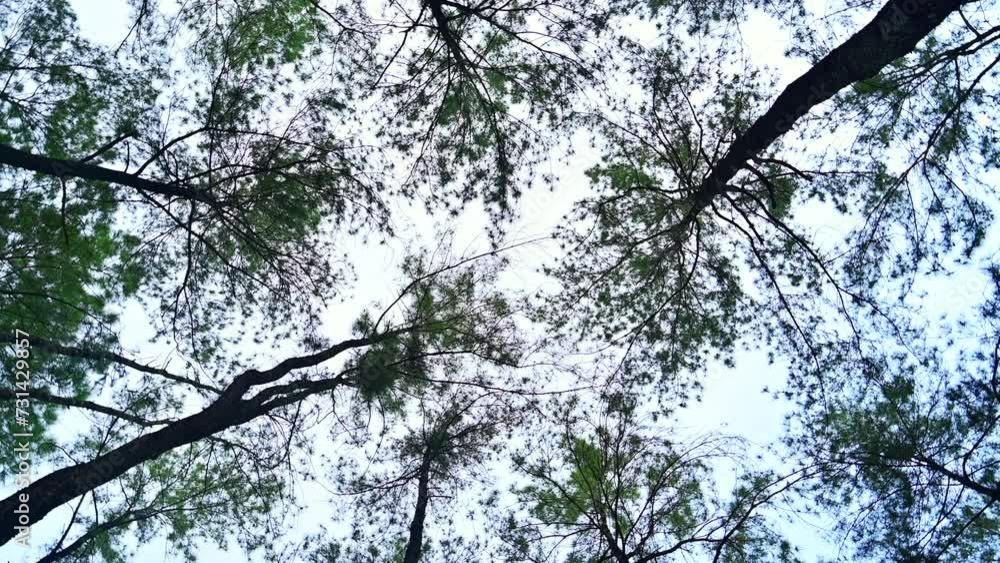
(0, 333), (388, 546)
(685, 0), (976, 214)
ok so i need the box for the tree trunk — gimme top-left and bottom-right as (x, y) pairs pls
(403, 454), (433, 563)
(688, 0), (973, 214)
(0, 143), (212, 202)
(0, 332), (390, 546)
(0, 399), (253, 547)
(599, 517), (630, 563)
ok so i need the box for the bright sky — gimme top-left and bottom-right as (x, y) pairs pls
(0, 0), (904, 560)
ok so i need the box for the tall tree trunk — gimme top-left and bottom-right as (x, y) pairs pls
(597, 514), (630, 563)
(1, 399), (254, 547)
(0, 333), (391, 546)
(609, 541), (630, 563)
(686, 0), (973, 215)
(403, 454), (433, 563)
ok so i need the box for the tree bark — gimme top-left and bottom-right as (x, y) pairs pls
(599, 516), (630, 563)
(0, 143), (213, 203)
(1, 398), (253, 547)
(687, 0), (974, 214)
(916, 454), (1000, 502)
(403, 454), (433, 563)
(28, 336), (220, 393)
(0, 389), (168, 426)
(0, 332), (396, 546)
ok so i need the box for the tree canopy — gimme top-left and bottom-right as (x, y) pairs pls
(1, 0), (999, 561)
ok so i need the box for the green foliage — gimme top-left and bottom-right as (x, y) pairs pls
(182, 0), (327, 70)
(325, 387), (513, 563)
(546, 153), (749, 397)
(370, 0), (610, 226)
(507, 398), (798, 562)
(346, 254), (521, 410)
(51, 442), (286, 563)
(0, 0), (159, 471)
(795, 349), (1000, 561)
